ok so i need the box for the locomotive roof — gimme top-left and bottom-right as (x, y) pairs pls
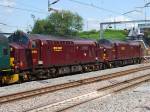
(29, 34), (96, 44)
(29, 34), (72, 41)
(29, 34), (92, 40)
(127, 40), (140, 46)
(98, 39), (129, 45)
(98, 39), (141, 48)
(29, 34), (53, 40)
(73, 40), (96, 45)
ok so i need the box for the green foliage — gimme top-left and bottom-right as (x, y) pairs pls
(79, 29), (127, 41)
(32, 20), (54, 34)
(32, 10), (83, 36)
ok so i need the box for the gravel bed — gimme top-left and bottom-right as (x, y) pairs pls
(0, 63), (149, 97)
(0, 64), (150, 112)
(62, 81), (150, 112)
(27, 69), (150, 112)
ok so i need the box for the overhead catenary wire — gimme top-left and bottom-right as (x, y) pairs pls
(68, 0), (138, 19)
(5, 25), (27, 29)
(15, 1), (46, 13)
(49, 0), (60, 5)
(68, 0), (123, 15)
(0, 22), (7, 26)
(0, 2), (50, 32)
(0, 4), (49, 14)
(0, 0), (142, 30)
(0, 22), (28, 29)
(0, 0), (135, 19)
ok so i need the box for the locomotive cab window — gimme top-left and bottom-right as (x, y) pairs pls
(20, 36), (28, 44)
(9, 33), (29, 45)
(3, 48), (8, 56)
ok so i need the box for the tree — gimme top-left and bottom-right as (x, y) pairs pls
(32, 10), (83, 36)
(32, 20), (54, 34)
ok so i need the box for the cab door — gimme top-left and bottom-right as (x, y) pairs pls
(31, 40), (40, 67)
(0, 47), (10, 69)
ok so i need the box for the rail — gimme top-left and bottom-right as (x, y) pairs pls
(0, 65), (150, 104)
(28, 74), (150, 112)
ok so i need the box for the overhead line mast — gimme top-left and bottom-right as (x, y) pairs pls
(99, 20), (150, 39)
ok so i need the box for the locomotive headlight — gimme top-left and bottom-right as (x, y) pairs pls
(84, 53), (87, 56)
(95, 57), (98, 60)
(38, 61), (43, 65)
(104, 49), (106, 51)
(103, 53), (106, 57)
(112, 49), (115, 52)
(32, 50), (38, 54)
(15, 66), (18, 69)
(41, 42), (44, 46)
(10, 47), (13, 51)
(20, 61), (24, 67)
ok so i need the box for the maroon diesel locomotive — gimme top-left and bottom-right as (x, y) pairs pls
(8, 32), (143, 81)
(98, 39), (142, 68)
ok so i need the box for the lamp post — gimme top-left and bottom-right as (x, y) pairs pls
(31, 14), (36, 23)
(144, 0), (147, 21)
(144, 1), (150, 21)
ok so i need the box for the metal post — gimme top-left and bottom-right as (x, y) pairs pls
(145, 7), (147, 22)
(48, 0), (50, 11)
(144, 0), (147, 23)
(86, 21), (88, 31)
(114, 18), (116, 29)
(100, 23), (103, 39)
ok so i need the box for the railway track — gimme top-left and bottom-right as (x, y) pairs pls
(0, 65), (150, 105)
(27, 74), (150, 112)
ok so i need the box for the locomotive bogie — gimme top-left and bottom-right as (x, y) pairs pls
(0, 74), (19, 85)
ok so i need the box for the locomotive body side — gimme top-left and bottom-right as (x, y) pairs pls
(46, 40), (75, 66)
(73, 40), (97, 64)
(114, 41), (142, 65)
(128, 41), (143, 59)
(114, 41), (130, 60)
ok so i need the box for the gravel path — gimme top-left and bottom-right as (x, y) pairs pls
(0, 63), (150, 112)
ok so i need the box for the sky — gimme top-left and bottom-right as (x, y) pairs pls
(0, 0), (150, 33)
